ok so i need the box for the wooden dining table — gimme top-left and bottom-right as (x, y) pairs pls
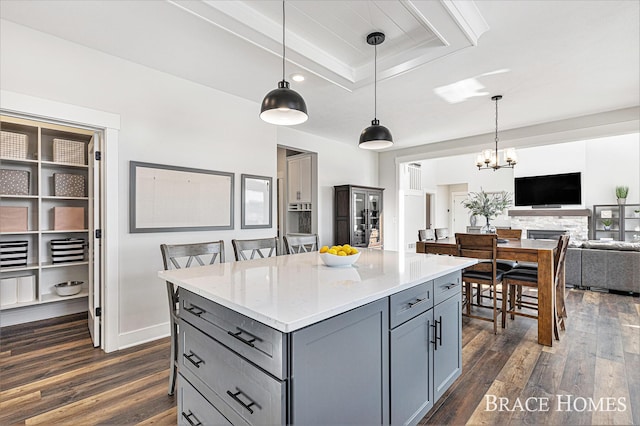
(416, 238), (559, 346)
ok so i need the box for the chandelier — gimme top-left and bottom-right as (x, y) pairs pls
(476, 95), (517, 170)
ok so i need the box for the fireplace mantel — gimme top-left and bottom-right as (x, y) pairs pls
(508, 209), (591, 217)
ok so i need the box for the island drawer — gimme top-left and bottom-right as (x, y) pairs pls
(178, 374), (232, 426)
(179, 319), (286, 426)
(180, 289), (287, 380)
(389, 281), (433, 329)
(433, 271), (462, 305)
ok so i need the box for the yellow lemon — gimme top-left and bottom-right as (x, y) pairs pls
(342, 244), (351, 250)
(349, 248), (359, 255)
(337, 250), (347, 256)
(320, 245), (329, 253)
(327, 249), (338, 255)
(330, 246), (340, 251)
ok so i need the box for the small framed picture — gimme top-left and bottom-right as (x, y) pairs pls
(601, 210), (612, 219)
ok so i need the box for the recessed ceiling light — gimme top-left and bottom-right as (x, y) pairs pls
(291, 73), (305, 82)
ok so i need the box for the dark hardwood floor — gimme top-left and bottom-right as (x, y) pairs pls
(1, 288), (638, 425)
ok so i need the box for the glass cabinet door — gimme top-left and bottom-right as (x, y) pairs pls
(367, 192), (382, 247)
(352, 190), (367, 247)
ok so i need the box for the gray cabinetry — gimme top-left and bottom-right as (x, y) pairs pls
(390, 309), (433, 426)
(177, 272), (461, 425)
(334, 185), (384, 248)
(290, 298), (389, 425)
(433, 293), (462, 401)
(592, 204), (640, 242)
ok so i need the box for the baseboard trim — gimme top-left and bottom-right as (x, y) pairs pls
(118, 322), (170, 350)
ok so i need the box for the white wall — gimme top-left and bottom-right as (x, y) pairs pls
(0, 21), (377, 348)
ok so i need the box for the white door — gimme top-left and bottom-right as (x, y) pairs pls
(451, 193), (469, 235)
(88, 134), (102, 347)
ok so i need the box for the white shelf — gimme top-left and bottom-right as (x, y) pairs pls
(0, 195), (39, 199)
(0, 156), (38, 165)
(0, 231), (39, 235)
(0, 263), (39, 273)
(0, 299), (40, 310)
(41, 229), (89, 234)
(42, 196), (89, 201)
(41, 160), (88, 169)
(41, 261), (89, 269)
(40, 290), (88, 304)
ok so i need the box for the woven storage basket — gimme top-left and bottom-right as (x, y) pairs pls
(53, 138), (86, 165)
(0, 131), (28, 159)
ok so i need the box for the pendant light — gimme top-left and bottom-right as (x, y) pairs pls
(359, 32), (393, 150)
(476, 95), (517, 170)
(260, 0), (308, 126)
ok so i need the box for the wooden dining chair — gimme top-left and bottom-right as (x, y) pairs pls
(159, 240), (225, 395)
(496, 228), (522, 240)
(284, 233), (319, 254)
(503, 234), (570, 340)
(232, 237), (279, 261)
(455, 233), (506, 334)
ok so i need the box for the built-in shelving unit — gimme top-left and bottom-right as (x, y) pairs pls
(1, 115), (94, 311)
(592, 204), (640, 242)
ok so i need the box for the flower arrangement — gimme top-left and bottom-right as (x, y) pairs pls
(462, 189), (513, 220)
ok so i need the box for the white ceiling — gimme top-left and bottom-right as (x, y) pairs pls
(1, 0), (639, 151)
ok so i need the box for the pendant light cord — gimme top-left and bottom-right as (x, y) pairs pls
(374, 42), (377, 120)
(282, 0), (286, 82)
(494, 96), (499, 157)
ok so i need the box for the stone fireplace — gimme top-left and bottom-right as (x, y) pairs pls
(508, 209), (591, 241)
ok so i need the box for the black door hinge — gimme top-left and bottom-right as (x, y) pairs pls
(95, 229), (102, 239)
(95, 151), (102, 161)
(96, 307), (102, 317)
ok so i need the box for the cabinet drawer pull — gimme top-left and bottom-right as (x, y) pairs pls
(183, 351), (204, 368)
(444, 283), (458, 290)
(226, 389), (257, 414)
(227, 329), (257, 347)
(407, 297), (426, 309)
(184, 304), (205, 317)
(182, 410), (202, 426)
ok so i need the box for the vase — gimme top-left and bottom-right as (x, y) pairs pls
(617, 198), (626, 205)
(604, 225), (611, 231)
(470, 215), (477, 227)
(480, 216), (496, 234)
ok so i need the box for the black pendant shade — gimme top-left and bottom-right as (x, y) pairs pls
(260, 80), (308, 125)
(359, 31), (393, 150)
(359, 119), (394, 150)
(260, 0), (308, 126)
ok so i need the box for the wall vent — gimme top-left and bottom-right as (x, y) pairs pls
(407, 163), (421, 190)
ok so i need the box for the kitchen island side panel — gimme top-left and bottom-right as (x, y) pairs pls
(290, 298), (389, 425)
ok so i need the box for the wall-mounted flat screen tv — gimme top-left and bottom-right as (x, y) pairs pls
(514, 172), (581, 206)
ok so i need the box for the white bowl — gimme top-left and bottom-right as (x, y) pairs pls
(54, 281), (83, 296)
(320, 251), (361, 267)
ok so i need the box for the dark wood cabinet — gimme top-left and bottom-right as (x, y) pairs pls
(334, 185), (384, 248)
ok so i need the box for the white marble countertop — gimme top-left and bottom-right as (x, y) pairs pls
(158, 249), (477, 333)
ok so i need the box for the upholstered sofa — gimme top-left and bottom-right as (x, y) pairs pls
(565, 241), (640, 294)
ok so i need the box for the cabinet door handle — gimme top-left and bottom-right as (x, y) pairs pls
(430, 317), (442, 350)
(182, 410), (202, 426)
(183, 350), (204, 368)
(184, 304), (205, 317)
(228, 328), (257, 347)
(226, 389), (257, 414)
(407, 298), (426, 309)
(430, 320), (437, 351)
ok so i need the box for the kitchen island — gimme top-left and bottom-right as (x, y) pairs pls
(158, 249), (476, 426)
